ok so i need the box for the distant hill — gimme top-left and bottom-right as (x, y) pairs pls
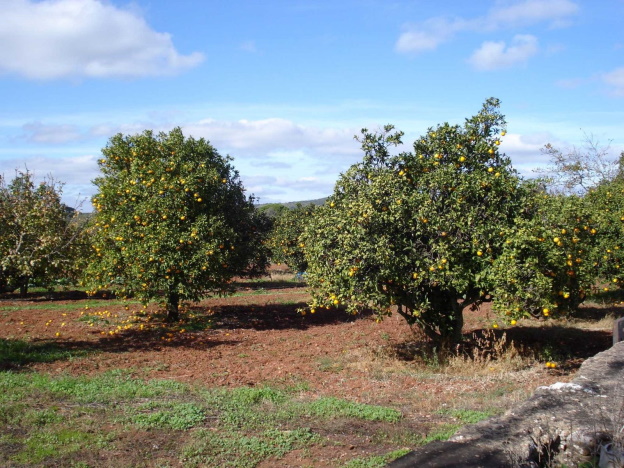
(256, 197), (328, 217)
(78, 198), (328, 219)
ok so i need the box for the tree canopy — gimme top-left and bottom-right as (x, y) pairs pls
(84, 127), (269, 320)
(0, 170), (81, 294)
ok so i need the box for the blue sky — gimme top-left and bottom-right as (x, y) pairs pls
(1, 0), (623, 211)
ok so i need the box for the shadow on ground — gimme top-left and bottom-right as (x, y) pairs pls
(233, 279), (307, 291)
(389, 324), (612, 372)
(196, 301), (371, 331)
(0, 289), (117, 302)
(0, 302), (374, 370)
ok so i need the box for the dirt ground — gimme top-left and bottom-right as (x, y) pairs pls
(0, 268), (617, 466)
(1, 277), (612, 404)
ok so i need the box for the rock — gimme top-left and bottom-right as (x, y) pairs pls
(614, 317), (624, 344)
(387, 341), (624, 468)
(599, 442), (624, 468)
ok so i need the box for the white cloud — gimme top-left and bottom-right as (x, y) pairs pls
(21, 122), (83, 144)
(603, 67), (624, 96)
(183, 118), (359, 157)
(0, 154), (99, 209)
(244, 175), (278, 186)
(499, 131), (571, 178)
(0, 0), (204, 80)
(0, 154), (98, 185)
(250, 160), (292, 169)
(395, 18), (464, 54)
(485, 0), (579, 29)
(395, 0), (577, 54)
(468, 35), (538, 71)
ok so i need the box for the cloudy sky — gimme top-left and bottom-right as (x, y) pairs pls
(0, 0), (622, 211)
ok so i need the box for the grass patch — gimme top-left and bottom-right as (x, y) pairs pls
(0, 338), (91, 368)
(76, 313), (111, 325)
(436, 408), (496, 424)
(343, 448), (411, 468)
(12, 428), (105, 465)
(0, 299), (129, 313)
(0, 370), (188, 404)
(306, 397), (402, 423)
(419, 423), (463, 444)
(182, 427), (319, 468)
(126, 402), (206, 430)
(0, 371), (407, 467)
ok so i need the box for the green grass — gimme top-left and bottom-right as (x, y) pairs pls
(126, 401), (206, 430)
(12, 427), (107, 464)
(0, 370), (187, 405)
(343, 448), (411, 468)
(0, 338), (91, 367)
(436, 408), (497, 424)
(306, 397), (402, 422)
(0, 298), (140, 313)
(0, 371), (407, 467)
(419, 423), (463, 444)
(182, 427), (319, 468)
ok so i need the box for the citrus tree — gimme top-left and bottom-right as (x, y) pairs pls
(583, 179), (624, 291)
(302, 98), (531, 343)
(0, 170), (82, 294)
(267, 203), (316, 273)
(490, 190), (602, 321)
(84, 127), (270, 321)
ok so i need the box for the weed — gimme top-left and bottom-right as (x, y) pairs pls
(126, 402), (206, 430)
(0, 370), (189, 404)
(306, 397), (402, 423)
(25, 408), (64, 426)
(12, 428), (105, 465)
(0, 338), (91, 367)
(436, 408), (496, 424)
(183, 427), (318, 467)
(342, 448), (411, 467)
(0, 299), (131, 313)
(419, 423), (463, 444)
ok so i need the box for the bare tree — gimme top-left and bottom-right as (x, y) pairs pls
(536, 133), (621, 194)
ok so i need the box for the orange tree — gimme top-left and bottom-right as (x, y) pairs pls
(583, 178), (624, 291)
(267, 203), (316, 273)
(84, 127), (269, 321)
(301, 98), (533, 343)
(0, 170), (82, 295)
(490, 190), (602, 321)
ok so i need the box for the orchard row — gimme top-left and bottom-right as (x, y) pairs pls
(2, 99), (622, 342)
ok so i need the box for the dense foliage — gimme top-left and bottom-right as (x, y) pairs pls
(585, 179), (624, 290)
(297, 99), (624, 342)
(84, 128), (269, 320)
(0, 171), (81, 294)
(302, 98), (529, 342)
(490, 192), (601, 321)
(267, 204), (316, 273)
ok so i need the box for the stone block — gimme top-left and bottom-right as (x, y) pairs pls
(614, 317), (624, 345)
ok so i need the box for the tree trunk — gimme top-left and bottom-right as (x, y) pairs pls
(448, 303), (464, 344)
(397, 294), (464, 345)
(19, 277), (29, 296)
(166, 290), (180, 322)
